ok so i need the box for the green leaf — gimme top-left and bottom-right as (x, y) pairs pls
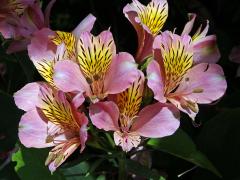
(60, 162), (93, 180)
(147, 129), (221, 178)
(126, 159), (161, 179)
(12, 145), (63, 180)
(196, 108), (240, 180)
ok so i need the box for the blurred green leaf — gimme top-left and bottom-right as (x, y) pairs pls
(147, 129), (221, 178)
(12, 145), (63, 180)
(195, 108), (240, 180)
(126, 159), (161, 179)
(60, 161), (94, 180)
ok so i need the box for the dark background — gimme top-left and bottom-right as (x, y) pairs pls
(1, 0), (240, 179)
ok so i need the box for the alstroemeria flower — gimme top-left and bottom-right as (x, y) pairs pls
(53, 30), (139, 103)
(0, 0), (56, 53)
(181, 13), (220, 64)
(147, 31), (227, 119)
(27, 14), (96, 86)
(123, 0), (168, 62)
(14, 82), (88, 172)
(89, 71), (180, 152)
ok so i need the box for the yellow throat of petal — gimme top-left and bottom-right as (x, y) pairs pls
(162, 39), (193, 95)
(136, 0), (168, 36)
(8, 0), (26, 15)
(36, 59), (56, 87)
(116, 75), (144, 130)
(40, 88), (80, 132)
(77, 34), (114, 99)
(52, 31), (76, 59)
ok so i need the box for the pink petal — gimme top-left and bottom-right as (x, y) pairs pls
(44, 0), (56, 27)
(131, 103), (180, 138)
(78, 113), (89, 152)
(26, 1), (45, 29)
(168, 97), (199, 120)
(193, 35), (220, 64)
(104, 52), (139, 94)
(181, 13), (196, 36)
(18, 109), (54, 148)
(175, 63), (227, 104)
(146, 60), (166, 102)
(123, 2), (147, 62)
(27, 28), (56, 62)
(72, 14), (96, 38)
(47, 139), (80, 172)
(135, 32), (154, 62)
(72, 93), (85, 109)
(14, 82), (41, 111)
(113, 131), (141, 152)
(53, 60), (90, 94)
(89, 101), (119, 131)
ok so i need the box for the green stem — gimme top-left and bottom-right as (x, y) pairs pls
(118, 152), (127, 180)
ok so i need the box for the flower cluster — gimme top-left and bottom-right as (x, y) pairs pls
(6, 0), (227, 172)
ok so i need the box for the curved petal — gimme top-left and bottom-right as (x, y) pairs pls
(123, 2), (145, 62)
(131, 103), (180, 138)
(47, 138), (80, 172)
(53, 60), (90, 94)
(193, 35), (220, 64)
(168, 97), (199, 120)
(104, 52), (139, 94)
(89, 101), (119, 131)
(28, 28), (56, 62)
(181, 13), (196, 36)
(175, 63), (227, 104)
(72, 93), (85, 109)
(44, 0), (56, 27)
(14, 82), (41, 111)
(113, 131), (141, 152)
(28, 28), (59, 85)
(18, 109), (54, 148)
(78, 113), (88, 152)
(146, 60), (166, 102)
(72, 14), (96, 38)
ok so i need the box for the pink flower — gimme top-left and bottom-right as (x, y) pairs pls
(181, 13), (221, 64)
(89, 71), (180, 152)
(14, 82), (88, 172)
(147, 31), (227, 120)
(123, 0), (168, 62)
(0, 0), (56, 53)
(27, 14), (96, 86)
(53, 30), (139, 103)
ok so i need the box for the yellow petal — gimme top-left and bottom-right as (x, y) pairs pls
(52, 31), (76, 59)
(40, 86), (79, 131)
(135, 0), (168, 36)
(116, 72), (144, 127)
